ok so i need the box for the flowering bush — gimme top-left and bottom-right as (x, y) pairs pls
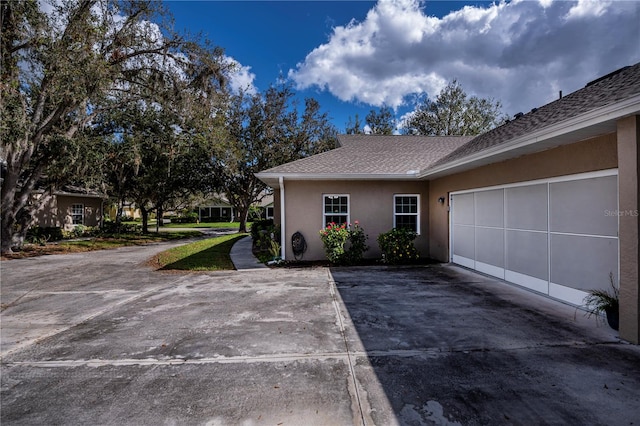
(319, 221), (368, 265)
(377, 228), (420, 264)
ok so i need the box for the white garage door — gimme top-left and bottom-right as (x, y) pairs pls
(450, 170), (619, 305)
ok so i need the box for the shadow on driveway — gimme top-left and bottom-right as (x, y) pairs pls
(330, 264), (640, 425)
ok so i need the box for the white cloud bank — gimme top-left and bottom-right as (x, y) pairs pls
(289, 0), (640, 115)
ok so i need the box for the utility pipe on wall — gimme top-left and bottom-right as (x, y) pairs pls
(279, 176), (286, 260)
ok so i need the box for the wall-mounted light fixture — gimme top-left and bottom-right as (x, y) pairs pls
(438, 196), (446, 204)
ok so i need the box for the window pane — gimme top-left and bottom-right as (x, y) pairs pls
(395, 196), (417, 214)
(324, 196), (348, 224)
(71, 204), (84, 225)
(325, 215), (348, 226)
(396, 215), (417, 232)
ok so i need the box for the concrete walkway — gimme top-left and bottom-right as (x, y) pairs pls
(229, 235), (268, 270)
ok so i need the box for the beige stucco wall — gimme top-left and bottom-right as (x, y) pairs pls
(33, 195), (103, 230)
(428, 132), (618, 262)
(617, 116), (640, 344)
(280, 180), (429, 261)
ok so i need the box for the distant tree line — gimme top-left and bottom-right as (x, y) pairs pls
(345, 80), (507, 136)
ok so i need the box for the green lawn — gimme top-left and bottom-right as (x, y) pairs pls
(61, 231), (202, 250)
(162, 221), (250, 229)
(152, 233), (248, 271)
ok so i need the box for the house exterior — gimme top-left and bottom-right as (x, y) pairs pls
(107, 201), (142, 221)
(194, 193), (274, 222)
(32, 186), (106, 230)
(257, 63), (640, 344)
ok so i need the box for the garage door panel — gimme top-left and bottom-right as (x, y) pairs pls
(451, 171), (619, 308)
(452, 225), (474, 259)
(550, 234), (618, 292)
(506, 184), (548, 231)
(550, 176), (618, 236)
(476, 227), (504, 268)
(506, 230), (548, 281)
(475, 189), (504, 227)
(453, 194), (474, 225)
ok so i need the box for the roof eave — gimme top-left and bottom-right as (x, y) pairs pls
(255, 172), (422, 187)
(419, 93), (640, 180)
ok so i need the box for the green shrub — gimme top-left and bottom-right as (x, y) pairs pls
(26, 226), (64, 244)
(319, 221), (368, 265)
(377, 228), (420, 265)
(100, 221), (142, 235)
(169, 212), (199, 224)
(251, 219), (275, 244)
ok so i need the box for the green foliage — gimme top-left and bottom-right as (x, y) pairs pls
(26, 227), (64, 243)
(344, 223), (369, 264)
(268, 239), (282, 259)
(319, 222), (350, 264)
(365, 106), (396, 135)
(251, 219), (274, 241)
(583, 272), (619, 326)
(403, 80), (507, 136)
(251, 219), (281, 263)
(71, 225), (86, 238)
(345, 114), (364, 134)
(377, 228), (420, 265)
(346, 106), (396, 135)
(319, 221), (369, 265)
(169, 212), (199, 224)
(101, 220), (142, 235)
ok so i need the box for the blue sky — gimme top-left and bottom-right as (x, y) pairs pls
(166, 0), (640, 133)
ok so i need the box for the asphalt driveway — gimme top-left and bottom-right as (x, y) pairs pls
(1, 242), (639, 425)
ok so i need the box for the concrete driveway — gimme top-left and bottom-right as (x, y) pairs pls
(1, 242), (639, 425)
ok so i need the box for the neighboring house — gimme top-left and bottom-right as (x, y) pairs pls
(195, 193), (274, 222)
(107, 201), (142, 220)
(32, 186), (106, 230)
(257, 63), (640, 344)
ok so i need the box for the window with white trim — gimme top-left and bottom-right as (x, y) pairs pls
(394, 195), (420, 233)
(323, 195), (349, 226)
(71, 204), (84, 225)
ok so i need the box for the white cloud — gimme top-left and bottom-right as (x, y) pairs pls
(566, 0), (610, 20)
(289, 0), (640, 116)
(225, 57), (257, 95)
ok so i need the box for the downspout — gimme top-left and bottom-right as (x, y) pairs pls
(279, 176), (286, 260)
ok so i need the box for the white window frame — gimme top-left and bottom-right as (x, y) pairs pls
(394, 194), (420, 234)
(266, 207), (274, 219)
(323, 194), (350, 227)
(71, 203), (84, 225)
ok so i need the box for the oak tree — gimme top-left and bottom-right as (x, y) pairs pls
(403, 80), (507, 136)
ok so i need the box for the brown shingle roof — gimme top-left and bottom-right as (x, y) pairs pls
(433, 62), (640, 167)
(258, 135), (474, 176)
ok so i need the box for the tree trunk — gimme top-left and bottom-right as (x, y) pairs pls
(140, 206), (149, 233)
(1, 157), (45, 253)
(237, 205), (250, 233)
(157, 205), (164, 228)
(1, 215), (15, 254)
